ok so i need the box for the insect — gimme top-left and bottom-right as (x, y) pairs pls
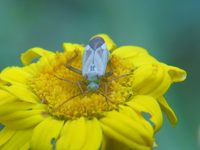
(82, 36), (111, 91)
(54, 36), (130, 109)
(57, 36), (112, 92)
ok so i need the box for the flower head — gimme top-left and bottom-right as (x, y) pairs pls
(0, 34), (186, 150)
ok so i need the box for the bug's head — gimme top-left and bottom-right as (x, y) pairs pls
(88, 37), (105, 50)
(87, 82), (99, 92)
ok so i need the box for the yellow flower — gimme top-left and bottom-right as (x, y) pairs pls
(0, 34), (186, 150)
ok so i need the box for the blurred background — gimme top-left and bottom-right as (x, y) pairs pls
(0, 0), (199, 149)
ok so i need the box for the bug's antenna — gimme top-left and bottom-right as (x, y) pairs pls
(104, 73), (133, 83)
(52, 90), (90, 112)
(52, 93), (83, 112)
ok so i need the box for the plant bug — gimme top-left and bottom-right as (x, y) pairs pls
(54, 36), (131, 110)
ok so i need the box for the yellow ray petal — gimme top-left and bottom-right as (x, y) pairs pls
(100, 110), (154, 149)
(63, 43), (84, 53)
(0, 108), (44, 120)
(91, 34), (117, 51)
(1, 129), (32, 150)
(57, 117), (102, 150)
(0, 102), (47, 129)
(0, 126), (15, 146)
(111, 46), (157, 66)
(0, 82), (39, 103)
(0, 90), (16, 106)
(22, 64), (38, 76)
(0, 67), (32, 85)
(20, 142), (30, 150)
(119, 105), (153, 134)
(82, 118), (102, 150)
(100, 123), (151, 150)
(0, 101), (45, 115)
(21, 47), (54, 65)
(127, 95), (163, 132)
(132, 63), (171, 97)
(56, 118), (87, 150)
(102, 136), (147, 150)
(157, 96), (178, 126)
(30, 117), (64, 150)
(0, 111), (47, 130)
(166, 65), (187, 82)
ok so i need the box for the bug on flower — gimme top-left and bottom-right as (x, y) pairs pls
(57, 36), (112, 93)
(54, 36), (130, 109)
(82, 36), (110, 91)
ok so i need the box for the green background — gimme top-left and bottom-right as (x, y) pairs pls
(0, 0), (199, 149)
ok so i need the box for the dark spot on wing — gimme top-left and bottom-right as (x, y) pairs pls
(89, 37), (105, 50)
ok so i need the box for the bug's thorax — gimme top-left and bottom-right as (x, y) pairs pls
(85, 73), (100, 91)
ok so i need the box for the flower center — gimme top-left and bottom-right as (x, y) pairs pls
(30, 49), (135, 120)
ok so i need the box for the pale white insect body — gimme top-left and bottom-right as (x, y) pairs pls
(82, 37), (110, 91)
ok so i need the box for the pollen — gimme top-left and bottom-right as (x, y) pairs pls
(30, 49), (136, 120)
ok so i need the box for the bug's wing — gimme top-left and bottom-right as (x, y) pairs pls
(82, 45), (94, 76)
(94, 43), (110, 76)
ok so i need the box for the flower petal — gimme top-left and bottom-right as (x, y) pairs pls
(0, 126), (15, 146)
(0, 82), (39, 103)
(0, 67), (32, 85)
(166, 65), (187, 82)
(57, 117), (102, 150)
(1, 129), (32, 150)
(0, 111), (47, 130)
(21, 47), (54, 66)
(111, 46), (157, 66)
(0, 90), (16, 106)
(102, 136), (134, 150)
(91, 34), (117, 51)
(100, 110), (154, 149)
(20, 142), (30, 150)
(119, 105), (153, 134)
(56, 118), (86, 150)
(63, 43), (84, 53)
(132, 63), (171, 97)
(30, 117), (64, 150)
(127, 95), (163, 132)
(82, 118), (102, 150)
(0, 101), (45, 114)
(0, 102), (47, 129)
(157, 96), (178, 126)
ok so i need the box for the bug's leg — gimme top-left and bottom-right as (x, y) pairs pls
(65, 51), (82, 75)
(97, 89), (109, 105)
(104, 83), (109, 103)
(76, 81), (84, 94)
(105, 73), (132, 82)
(97, 83), (113, 105)
(105, 61), (113, 77)
(54, 75), (84, 94)
(54, 75), (75, 84)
